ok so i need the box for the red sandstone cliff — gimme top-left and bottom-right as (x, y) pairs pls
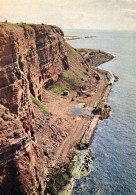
(0, 24), (70, 194)
(0, 24), (113, 195)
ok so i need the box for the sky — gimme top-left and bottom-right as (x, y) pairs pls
(0, 0), (136, 30)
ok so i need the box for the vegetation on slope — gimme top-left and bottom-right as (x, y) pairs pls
(30, 93), (51, 114)
(48, 43), (90, 94)
(49, 70), (85, 94)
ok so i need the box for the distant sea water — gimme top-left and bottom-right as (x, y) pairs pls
(63, 29), (136, 195)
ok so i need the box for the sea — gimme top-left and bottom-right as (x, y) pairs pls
(63, 29), (136, 195)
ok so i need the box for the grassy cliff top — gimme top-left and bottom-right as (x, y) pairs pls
(0, 21), (60, 30)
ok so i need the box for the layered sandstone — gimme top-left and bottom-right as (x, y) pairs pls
(0, 23), (113, 194)
(0, 24), (69, 194)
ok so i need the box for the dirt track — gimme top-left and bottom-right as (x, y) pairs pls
(40, 67), (109, 165)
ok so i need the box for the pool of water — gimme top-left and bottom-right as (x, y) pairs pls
(70, 103), (85, 115)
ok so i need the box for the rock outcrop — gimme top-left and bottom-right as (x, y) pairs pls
(92, 100), (111, 119)
(76, 48), (114, 67)
(0, 24), (69, 194)
(0, 24), (68, 115)
(0, 23), (113, 194)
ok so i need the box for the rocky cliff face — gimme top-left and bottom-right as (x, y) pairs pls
(0, 24), (68, 116)
(0, 24), (113, 195)
(0, 24), (69, 194)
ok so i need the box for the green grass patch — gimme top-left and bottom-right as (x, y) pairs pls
(0, 22), (42, 27)
(0, 22), (14, 26)
(78, 68), (88, 76)
(49, 70), (84, 94)
(82, 70), (88, 75)
(17, 23), (38, 28)
(48, 86), (64, 94)
(30, 93), (50, 114)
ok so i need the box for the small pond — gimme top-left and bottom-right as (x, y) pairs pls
(70, 103), (85, 115)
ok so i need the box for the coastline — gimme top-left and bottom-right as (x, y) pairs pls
(57, 63), (116, 194)
(0, 24), (116, 194)
(43, 41), (116, 194)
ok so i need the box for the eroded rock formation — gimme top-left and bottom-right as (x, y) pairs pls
(0, 24), (69, 194)
(0, 24), (113, 194)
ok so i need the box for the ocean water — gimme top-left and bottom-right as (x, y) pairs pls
(63, 29), (136, 195)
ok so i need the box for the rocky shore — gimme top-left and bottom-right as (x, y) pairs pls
(76, 48), (114, 67)
(0, 23), (115, 194)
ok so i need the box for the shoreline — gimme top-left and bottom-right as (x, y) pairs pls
(43, 43), (116, 194)
(57, 65), (116, 194)
(80, 71), (115, 146)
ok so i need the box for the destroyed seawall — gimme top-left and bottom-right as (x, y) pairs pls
(0, 23), (114, 194)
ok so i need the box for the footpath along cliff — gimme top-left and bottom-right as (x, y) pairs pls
(0, 23), (114, 195)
